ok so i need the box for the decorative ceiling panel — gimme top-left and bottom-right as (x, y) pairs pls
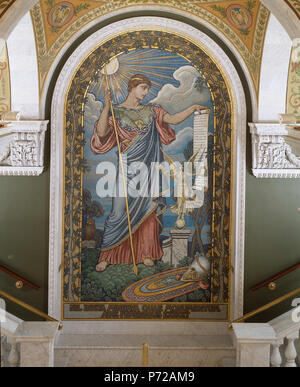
(284, 0), (300, 19)
(31, 0), (269, 95)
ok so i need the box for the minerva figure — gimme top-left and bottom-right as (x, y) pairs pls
(91, 74), (205, 272)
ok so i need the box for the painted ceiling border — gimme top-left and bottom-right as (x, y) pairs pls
(31, 0), (270, 99)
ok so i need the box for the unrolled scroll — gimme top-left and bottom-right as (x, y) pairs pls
(193, 110), (209, 193)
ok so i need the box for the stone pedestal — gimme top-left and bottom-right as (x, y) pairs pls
(161, 237), (172, 265)
(169, 229), (191, 266)
(15, 322), (60, 367)
(232, 323), (276, 367)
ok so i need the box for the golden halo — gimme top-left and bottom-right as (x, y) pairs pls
(100, 57), (119, 75)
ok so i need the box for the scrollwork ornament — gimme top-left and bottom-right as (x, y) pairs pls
(250, 122), (300, 177)
(10, 141), (37, 167)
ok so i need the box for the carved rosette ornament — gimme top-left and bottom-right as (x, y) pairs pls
(249, 123), (300, 178)
(0, 121), (48, 175)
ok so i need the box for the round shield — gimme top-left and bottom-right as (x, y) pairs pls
(122, 266), (209, 302)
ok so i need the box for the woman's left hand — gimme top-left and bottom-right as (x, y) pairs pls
(193, 104), (209, 113)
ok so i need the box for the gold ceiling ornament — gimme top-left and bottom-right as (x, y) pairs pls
(31, 0), (269, 96)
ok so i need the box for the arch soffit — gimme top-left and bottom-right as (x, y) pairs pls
(0, 0), (38, 39)
(261, 0), (300, 40)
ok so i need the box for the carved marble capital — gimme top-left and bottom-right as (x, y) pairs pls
(249, 123), (300, 178)
(0, 120), (48, 176)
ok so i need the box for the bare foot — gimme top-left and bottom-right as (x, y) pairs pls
(96, 261), (109, 272)
(143, 258), (154, 267)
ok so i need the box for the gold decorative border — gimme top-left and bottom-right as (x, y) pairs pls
(286, 48), (300, 120)
(62, 29), (233, 320)
(31, 0), (269, 96)
(0, 42), (11, 112)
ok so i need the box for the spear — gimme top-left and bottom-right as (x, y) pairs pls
(103, 65), (138, 276)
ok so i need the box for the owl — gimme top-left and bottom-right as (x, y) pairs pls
(84, 217), (96, 241)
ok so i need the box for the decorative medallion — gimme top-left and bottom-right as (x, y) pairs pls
(47, 1), (75, 28)
(208, 1), (258, 42)
(226, 4), (253, 32)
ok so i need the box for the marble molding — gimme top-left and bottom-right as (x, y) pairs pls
(0, 120), (48, 176)
(249, 122), (300, 178)
(260, 0), (300, 40)
(0, 0), (39, 40)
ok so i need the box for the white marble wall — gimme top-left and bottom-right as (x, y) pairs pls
(7, 12), (40, 119)
(258, 15), (292, 121)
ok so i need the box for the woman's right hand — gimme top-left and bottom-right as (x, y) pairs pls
(104, 91), (112, 107)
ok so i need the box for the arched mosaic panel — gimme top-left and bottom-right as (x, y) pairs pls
(62, 29), (232, 320)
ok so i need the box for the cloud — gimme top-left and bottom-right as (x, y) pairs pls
(84, 93), (103, 134)
(163, 126), (193, 155)
(150, 66), (211, 114)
